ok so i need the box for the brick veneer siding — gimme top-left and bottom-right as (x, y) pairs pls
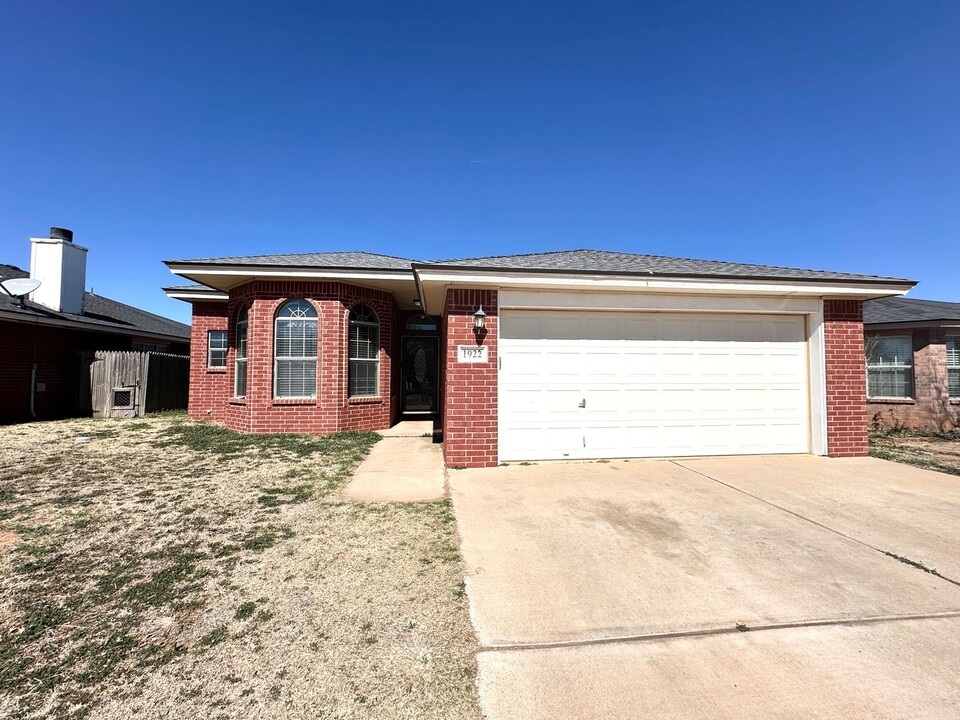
(867, 327), (959, 431)
(1, 318), (187, 423)
(188, 302), (231, 423)
(187, 281), (398, 434)
(823, 299), (869, 457)
(442, 289), (498, 467)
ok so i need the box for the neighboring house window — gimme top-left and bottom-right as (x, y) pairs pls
(208, 330), (228, 368)
(349, 305), (379, 397)
(274, 300), (318, 398)
(235, 306), (248, 398)
(866, 335), (913, 399)
(948, 336), (959, 399)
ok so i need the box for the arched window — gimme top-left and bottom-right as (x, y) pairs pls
(234, 305), (249, 398)
(349, 305), (379, 397)
(405, 314), (437, 331)
(274, 300), (318, 398)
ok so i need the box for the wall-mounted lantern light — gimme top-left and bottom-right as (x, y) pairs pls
(473, 305), (486, 331)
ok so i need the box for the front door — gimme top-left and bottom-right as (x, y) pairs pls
(402, 336), (439, 413)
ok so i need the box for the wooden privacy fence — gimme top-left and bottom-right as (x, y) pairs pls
(71, 351), (190, 418)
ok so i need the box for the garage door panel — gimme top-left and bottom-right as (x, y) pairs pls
(499, 310), (809, 461)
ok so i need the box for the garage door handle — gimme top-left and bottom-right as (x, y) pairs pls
(578, 398), (586, 408)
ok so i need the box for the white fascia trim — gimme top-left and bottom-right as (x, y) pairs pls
(415, 269), (914, 299)
(499, 289), (820, 314)
(166, 265), (410, 283)
(163, 289), (229, 302)
(0, 308), (189, 344)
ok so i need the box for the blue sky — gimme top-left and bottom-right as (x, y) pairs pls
(1, 1), (957, 324)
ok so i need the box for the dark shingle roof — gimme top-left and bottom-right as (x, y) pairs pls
(167, 251), (416, 271)
(1, 264), (190, 341)
(429, 249), (912, 284)
(864, 296), (960, 325)
(166, 248), (914, 285)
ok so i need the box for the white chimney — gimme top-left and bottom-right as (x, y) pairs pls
(29, 227), (88, 314)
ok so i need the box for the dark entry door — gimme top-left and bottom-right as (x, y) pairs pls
(402, 336), (438, 413)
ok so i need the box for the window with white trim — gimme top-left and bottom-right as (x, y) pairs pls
(349, 305), (379, 397)
(235, 306), (248, 398)
(274, 300), (317, 398)
(948, 336), (959, 399)
(208, 330), (227, 368)
(866, 335), (913, 399)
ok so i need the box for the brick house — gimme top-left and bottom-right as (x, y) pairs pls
(164, 249), (915, 468)
(2, 228), (190, 423)
(864, 296), (960, 431)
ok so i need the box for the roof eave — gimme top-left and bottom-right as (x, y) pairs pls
(412, 264), (915, 315)
(0, 307), (190, 343)
(410, 262), (915, 287)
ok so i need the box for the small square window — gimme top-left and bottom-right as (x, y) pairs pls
(208, 330), (228, 368)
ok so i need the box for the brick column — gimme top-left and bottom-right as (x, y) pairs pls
(188, 302), (229, 422)
(824, 299), (868, 457)
(442, 289), (498, 467)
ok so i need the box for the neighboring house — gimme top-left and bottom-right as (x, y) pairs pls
(164, 248), (914, 468)
(863, 296), (960, 431)
(1, 228), (191, 423)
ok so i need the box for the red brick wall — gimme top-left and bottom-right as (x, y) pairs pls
(442, 289), (498, 468)
(0, 319), (175, 423)
(188, 302), (231, 423)
(823, 299), (868, 457)
(867, 327), (958, 431)
(188, 281), (398, 434)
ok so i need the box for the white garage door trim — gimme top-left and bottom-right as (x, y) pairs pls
(498, 304), (817, 462)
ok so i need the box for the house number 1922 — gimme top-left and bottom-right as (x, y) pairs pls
(457, 346), (488, 363)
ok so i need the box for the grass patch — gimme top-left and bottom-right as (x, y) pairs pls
(152, 421), (377, 462)
(0, 416), (382, 719)
(869, 444), (960, 478)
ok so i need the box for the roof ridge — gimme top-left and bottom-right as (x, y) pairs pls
(431, 247), (592, 263)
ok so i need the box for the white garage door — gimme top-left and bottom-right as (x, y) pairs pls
(499, 310), (809, 461)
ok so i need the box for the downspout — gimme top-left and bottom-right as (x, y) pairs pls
(30, 363), (37, 419)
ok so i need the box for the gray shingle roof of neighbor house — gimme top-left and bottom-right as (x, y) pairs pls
(864, 296), (960, 325)
(167, 251), (418, 270)
(0, 263), (191, 341)
(167, 248), (913, 285)
(427, 249), (915, 284)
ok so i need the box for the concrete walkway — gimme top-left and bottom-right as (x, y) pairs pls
(451, 456), (960, 719)
(343, 422), (445, 502)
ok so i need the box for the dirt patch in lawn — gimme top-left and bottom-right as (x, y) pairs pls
(0, 413), (480, 719)
(869, 429), (960, 476)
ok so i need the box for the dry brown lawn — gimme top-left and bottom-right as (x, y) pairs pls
(0, 413), (481, 720)
(869, 429), (960, 476)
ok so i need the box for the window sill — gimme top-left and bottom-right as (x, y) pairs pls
(950, 399), (960, 405)
(347, 396), (383, 405)
(206, 368), (227, 374)
(272, 399), (317, 406)
(867, 397), (915, 405)
(228, 399), (247, 406)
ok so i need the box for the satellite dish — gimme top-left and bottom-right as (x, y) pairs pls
(1, 277), (41, 308)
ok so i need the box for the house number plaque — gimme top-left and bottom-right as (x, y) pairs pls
(457, 346), (488, 363)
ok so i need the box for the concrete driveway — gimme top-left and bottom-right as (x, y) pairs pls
(449, 456), (960, 719)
